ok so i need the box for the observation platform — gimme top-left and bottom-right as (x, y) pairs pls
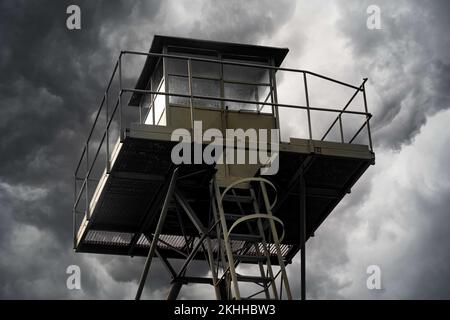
(75, 123), (374, 264)
(73, 36), (375, 269)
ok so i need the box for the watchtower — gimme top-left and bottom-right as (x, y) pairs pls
(73, 35), (375, 300)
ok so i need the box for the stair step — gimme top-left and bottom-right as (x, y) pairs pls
(234, 255), (267, 263)
(222, 194), (253, 204)
(237, 275), (272, 283)
(228, 233), (262, 242)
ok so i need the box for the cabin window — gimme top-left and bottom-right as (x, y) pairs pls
(143, 58), (166, 125)
(222, 55), (272, 112)
(159, 46), (274, 119)
(166, 47), (221, 108)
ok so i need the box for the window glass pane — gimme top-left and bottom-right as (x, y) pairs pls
(154, 94), (166, 125)
(192, 60), (220, 78)
(145, 79), (166, 125)
(157, 108), (166, 126)
(224, 83), (272, 112)
(192, 78), (220, 108)
(168, 75), (189, 106)
(223, 64), (270, 83)
(223, 55), (269, 84)
(151, 58), (163, 90)
(166, 47), (219, 78)
(166, 57), (188, 76)
(141, 93), (153, 124)
(144, 62), (165, 125)
(257, 85), (273, 114)
(224, 82), (258, 111)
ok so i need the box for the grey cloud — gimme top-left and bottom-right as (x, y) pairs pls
(336, 0), (450, 149)
(0, 0), (297, 299)
(189, 0), (297, 43)
(1, 0), (449, 300)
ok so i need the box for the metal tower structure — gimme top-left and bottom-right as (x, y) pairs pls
(73, 35), (375, 300)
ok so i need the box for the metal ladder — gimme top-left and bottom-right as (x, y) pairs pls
(212, 177), (292, 300)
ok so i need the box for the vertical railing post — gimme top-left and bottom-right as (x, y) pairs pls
(362, 79), (373, 151)
(150, 68), (156, 125)
(105, 92), (110, 173)
(139, 99), (142, 124)
(218, 54), (230, 181)
(270, 62), (281, 134)
(73, 174), (76, 249)
(338, 115), (344, 143)
(187, 58), (194, 132)
(162, 49), (170, 126)
(268, 71), (275, 115)
(85, 142), (89, 220)
(73, 174), (77, 209)
(118, 54), (123, 141)
(303, 73), (312, 140)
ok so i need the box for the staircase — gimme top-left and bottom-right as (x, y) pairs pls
(211, 177), (292, 300)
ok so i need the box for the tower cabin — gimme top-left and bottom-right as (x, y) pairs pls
(73, 35), (375, 300)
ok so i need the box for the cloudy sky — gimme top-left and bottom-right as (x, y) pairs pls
(1, 0), (449, 299)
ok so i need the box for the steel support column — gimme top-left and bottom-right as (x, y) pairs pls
(167, 281), (183, 300)
(300, 175), (306, 300)
(174, 190), (221, 300)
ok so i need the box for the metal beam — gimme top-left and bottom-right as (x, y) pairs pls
(174, 189), (221, 299)
(290, 186), (340, 199)
(175, 276), (214, 285)
(174, 190), (207, 235)
(300, 176), (306, 300)
(166, 282), (183, 300)
(176, 233), (208, 277)
(155, 248), (177, 279)
(135, 167), (179, 300)
(144, 232), (178, 279)
(128, 165), (175, 256)
(273, 155), (314, 213)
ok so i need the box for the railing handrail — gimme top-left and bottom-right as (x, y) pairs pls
(321, 78), (368, 141)
(74, 60), (119, 177)
(122, 87), (371, 116)
(76, 50), (367, 176)
(121, 50), (362, 91)
(73, 94), (121, 210)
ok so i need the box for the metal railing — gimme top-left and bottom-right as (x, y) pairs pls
(73, 50), (373, 248)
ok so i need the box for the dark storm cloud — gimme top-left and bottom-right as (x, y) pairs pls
(336, 0), (450, 149)
(0, 0), (171, 299)
(0, 0), (165, 298)
(0, 0), (296, 298)
(188, 0), (296, 43)
(303, 110), (450, 299)
(1, 0), (449, 300)
(0, 0), (161, 183)
(299, 0), (450, 299)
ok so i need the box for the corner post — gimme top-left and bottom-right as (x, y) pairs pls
(362, 79), (373, 152)
(303, 72), (313, 140)
(105, 92), (110, 173)
(118, 53), (124, 141)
